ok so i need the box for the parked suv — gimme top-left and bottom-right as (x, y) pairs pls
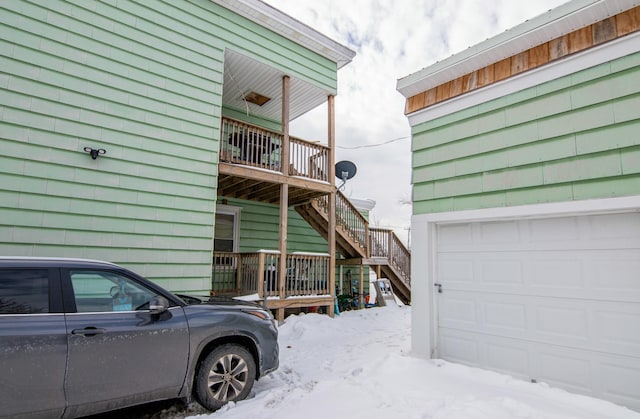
(0, 257), (279, 418)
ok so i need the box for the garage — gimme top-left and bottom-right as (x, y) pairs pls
(434, 211), (640, 410)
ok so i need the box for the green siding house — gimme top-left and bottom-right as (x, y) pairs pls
(398, 0), (640, 411)
(0, 0), (357, 317)
(1, 0), (411, 320)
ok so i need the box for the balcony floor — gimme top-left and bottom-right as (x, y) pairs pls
(218, 162), (332, 206)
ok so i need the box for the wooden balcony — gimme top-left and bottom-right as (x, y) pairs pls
(217, 117), (332, 206)
(212, 250), (333, 310)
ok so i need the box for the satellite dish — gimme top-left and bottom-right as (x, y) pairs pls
(335, 160), (357, 189)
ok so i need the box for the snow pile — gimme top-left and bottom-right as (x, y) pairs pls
(190, 305), (638, 419)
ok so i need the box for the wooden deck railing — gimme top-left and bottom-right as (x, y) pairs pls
(220, 118), (283, 172)
(212, 251), (280, 295)
(290, 136), (329, 182)
(220, 117), (329, 182)
(370, 227), (411, 284)
(286, 252), (330, 297)
(212, 250), (330, 298)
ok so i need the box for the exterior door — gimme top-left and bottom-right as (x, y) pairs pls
(0, 267), (67, 418)
(63, 268), (190, 416)
(435, 212), (640, 410)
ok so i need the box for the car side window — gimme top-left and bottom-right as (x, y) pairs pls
(0, 269), (49, 314)
(69, 270), (158, 313)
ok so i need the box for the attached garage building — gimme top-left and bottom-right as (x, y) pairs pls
(398, 0), (640, 411)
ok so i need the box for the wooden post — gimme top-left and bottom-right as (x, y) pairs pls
(327, 95), (336, 316)
(365, 222), (370, 258)
(281, 76), (290, 177)
(257, 252), (265, 299)
(359, 264), (364, 309)
(277, 75), (291, 322)
(236, 254), (243, 293)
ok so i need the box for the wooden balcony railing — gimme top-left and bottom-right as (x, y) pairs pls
(370, 227), (411, 285)
(212, 250), (330, 298)
(286, 252), (330, 297)
(289, 136), (329, 181)
(220, 117), (329, 182)
(212, 251), (278, 295)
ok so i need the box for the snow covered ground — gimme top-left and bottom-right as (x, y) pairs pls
(176, 304), (639, 419)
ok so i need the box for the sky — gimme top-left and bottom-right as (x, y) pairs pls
(259, 0), (570, 245)
(165, 304), (639, 419)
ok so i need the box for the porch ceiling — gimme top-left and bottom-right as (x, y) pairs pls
(217, 165), (332, 206)
(223, 49), (330, 122)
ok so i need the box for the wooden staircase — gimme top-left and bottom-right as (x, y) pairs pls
(295, 191), (411, 304)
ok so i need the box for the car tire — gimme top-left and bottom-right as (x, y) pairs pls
(194, 344), (256, 411)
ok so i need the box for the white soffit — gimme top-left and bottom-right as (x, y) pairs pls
(397, 0), (640, 98)
(223, 49), (328, 121)
(210, 0), (355, 69)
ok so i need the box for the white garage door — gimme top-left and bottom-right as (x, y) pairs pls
(436, 212), (640, 410)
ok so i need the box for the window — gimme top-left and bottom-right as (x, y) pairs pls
(70, 270), (158, 313)
(0, 269), (49, 314)
(214, 205), (240, 253)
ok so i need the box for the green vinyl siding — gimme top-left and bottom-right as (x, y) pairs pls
(412, 51), (640, 215)
(222, 198), (328, 254)
(221, 107), (282, 133)
(0, 0), (339, 294)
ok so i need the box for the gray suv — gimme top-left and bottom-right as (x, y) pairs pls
(0, 257), (279, 418)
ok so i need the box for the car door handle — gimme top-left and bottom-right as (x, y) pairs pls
(71, 327), (106, 336)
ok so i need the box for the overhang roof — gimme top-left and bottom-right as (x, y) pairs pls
(397, 0), (640, 98)
(223, 49), (333, 121)
(212, 0), (355, 122)
(211, 0), (355, 69)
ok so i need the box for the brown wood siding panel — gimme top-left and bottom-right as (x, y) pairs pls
(511, 51), (529, 75)
(436, 81), (451, 102)
(404, 6), (640, 115)
(463, 72), (477, 92)
(477, 66), (494, 87)
(569, 26), (593, 53)
(549, 34), (570, 60)
(425, 88), (437, 106)
(593, 17), (617, 45)
(407, 93), (425, 114)
(494, 57), (511, 81)
(450, 77), (463, 97)
(617, 7), (640, 35)
(529, 43), (549, 67)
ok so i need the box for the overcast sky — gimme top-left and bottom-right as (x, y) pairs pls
(263, 0), (569, 244)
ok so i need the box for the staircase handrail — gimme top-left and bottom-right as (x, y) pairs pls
(369, 227), (411, 285)
(315, 191), (369, 255)
(311, 191), (411, 290)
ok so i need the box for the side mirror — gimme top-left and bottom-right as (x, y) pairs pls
(149, 296), (169, 315)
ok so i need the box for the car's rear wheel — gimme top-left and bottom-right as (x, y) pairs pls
(194, 344), (256, 411)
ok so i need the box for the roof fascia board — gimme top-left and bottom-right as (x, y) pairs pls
(397, 0), (640, 97)
(406, 31), (640, 126)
